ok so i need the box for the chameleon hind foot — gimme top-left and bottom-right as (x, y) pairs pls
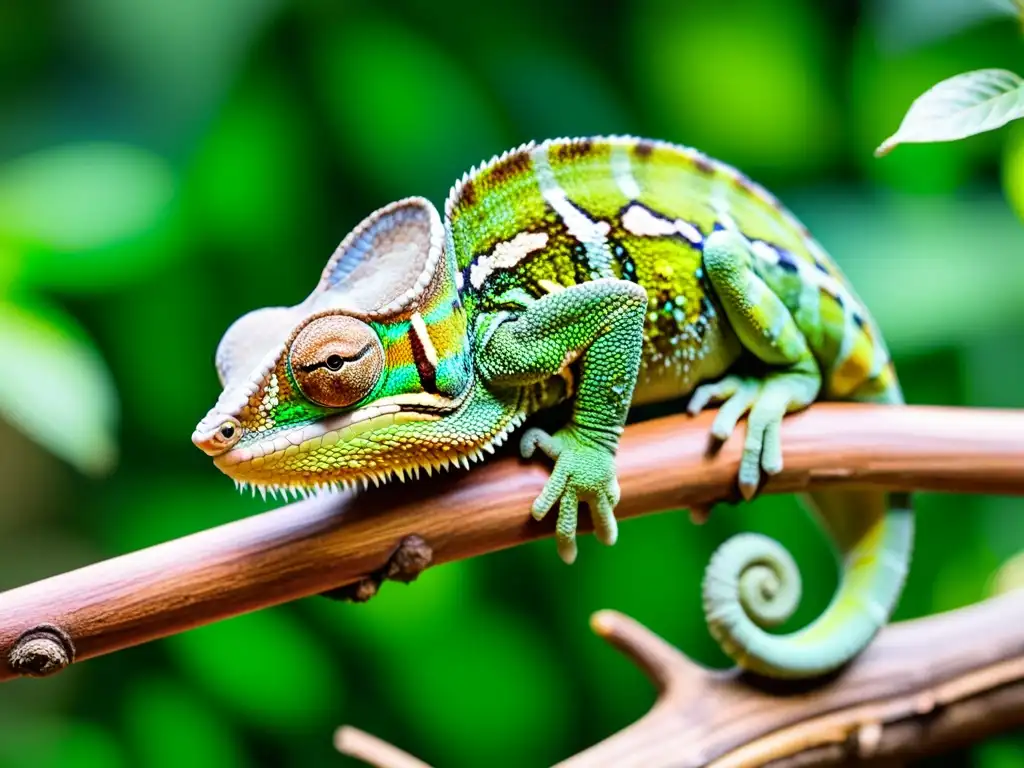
(689, 372), (817, 499)
(520, 425), (621, 565)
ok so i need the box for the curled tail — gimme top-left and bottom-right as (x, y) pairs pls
(702, 489), (914, 679)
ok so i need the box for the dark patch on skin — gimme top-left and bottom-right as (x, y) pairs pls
(814, 260), (831, 275)
(552, 139), (593, 162)
(633, 140), (655, 159)
(488, 150), (532, 185)
(612, 240), (640, 283)
(730, 171), (753, 191)
(458, 179), (477, 208)
(777, 250), (800, 273)
(407, 326), (439, 394)
(853, 312), (866, 331)
(691, 154), (716, 175)
(712, 222), (726, 233)
(569, 242), (591, 284)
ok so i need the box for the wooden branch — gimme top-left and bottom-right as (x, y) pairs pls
(1, 404), (1022, 682)
(336, 591), (1024, 767)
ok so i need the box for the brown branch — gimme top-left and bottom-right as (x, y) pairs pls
(1, 404), (1022, 682)
(336, 592), (1024, 767)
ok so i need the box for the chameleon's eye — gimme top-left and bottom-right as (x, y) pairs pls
(289, 315), (384, 408)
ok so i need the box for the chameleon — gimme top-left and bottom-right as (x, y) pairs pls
(193, 135), (913, 680)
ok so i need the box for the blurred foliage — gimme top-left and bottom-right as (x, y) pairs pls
(1, 1), (1023, 767)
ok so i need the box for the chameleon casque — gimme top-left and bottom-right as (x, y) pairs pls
(193, 135), (912, 680)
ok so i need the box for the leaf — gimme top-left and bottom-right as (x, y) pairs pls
(0, 718), (127, 768)
(876, 68), (1024, 156)
(868, 0), (1022, 53)
(0, 143), (179, 292)
(0, 298), (118, 475)
(314, 15), (507, 202)
(377, 608), (571, 767)
(166, 609), (341, 732)
(122, 676), (246, 768)
(634, 0), (839, 174)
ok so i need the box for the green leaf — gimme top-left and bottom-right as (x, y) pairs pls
(633, 0), (839, 176)
(868, 0), (1023, 53)
(377, 607), (571, 767)
(876, 68), (1024, 156)
(122, 675), (246, 768)
(0, 143), (179, 292)
(166, 608), (341, 732)
(976, 737), (1024, 768)
(314, 15), (507, 202)
(0, 718), (127, 768)
(0, 298), (118, 475)
(1003, 121), (1024, 222)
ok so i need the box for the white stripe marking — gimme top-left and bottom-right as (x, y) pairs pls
(532, 144), (614, 277)
(611, 143), (641, 199)
(410, 311), (440, 368)
(468, 231), (549, 289)
(711, 177), (739, 231)
(621, 203), (703, 245)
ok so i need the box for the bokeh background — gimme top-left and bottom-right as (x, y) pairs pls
(1, 0), (1024, 765)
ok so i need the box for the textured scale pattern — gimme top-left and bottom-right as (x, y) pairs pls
(446, 136), (897, 405)
(194, 135), (914, 680)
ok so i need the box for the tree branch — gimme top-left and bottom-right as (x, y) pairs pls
(336, 592), (1024, 767)
(1, 404), (1022, 682)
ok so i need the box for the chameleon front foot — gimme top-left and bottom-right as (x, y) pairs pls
(688, 373), (816, 500)
(520, 426), (620, 565)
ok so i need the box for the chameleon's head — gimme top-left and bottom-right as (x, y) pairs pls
(192, 197), (520, 495)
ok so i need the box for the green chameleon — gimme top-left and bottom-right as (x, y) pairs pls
(193, 136), (912, 680)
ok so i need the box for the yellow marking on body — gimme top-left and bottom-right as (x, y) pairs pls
(830, 331), (876, 399)
(538, 279), (565, 294)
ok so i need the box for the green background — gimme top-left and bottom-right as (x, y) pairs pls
(1, 0), (1023, 765)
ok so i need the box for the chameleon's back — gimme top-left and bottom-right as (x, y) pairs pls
(445, 135), (900, 407)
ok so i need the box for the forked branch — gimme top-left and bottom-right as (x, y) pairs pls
(0, 404), (1022, 683)
(338, 592), (1024, 767)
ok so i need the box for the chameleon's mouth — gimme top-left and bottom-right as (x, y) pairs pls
(212, 390), (476, 494)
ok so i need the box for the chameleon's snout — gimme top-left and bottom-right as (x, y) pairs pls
(192, 415), (242, 457)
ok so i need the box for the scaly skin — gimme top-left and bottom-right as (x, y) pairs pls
(193, 136), (913, 680)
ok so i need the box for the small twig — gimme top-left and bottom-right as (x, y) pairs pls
(322, 535), (433, 602)
(0, 404), (1022, 682)
(337, 591), (1024, 767)
(334, 726), (432, 768)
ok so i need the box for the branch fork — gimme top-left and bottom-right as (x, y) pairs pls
(0, 404), (1023, 765)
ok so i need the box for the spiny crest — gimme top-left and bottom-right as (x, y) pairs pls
(442, 134), (826, 254)
(444, 139), (537, 221)
(229, 411), (526, 499)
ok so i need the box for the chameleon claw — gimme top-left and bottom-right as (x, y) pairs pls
(522, 425), (620, 562)
(557, 536), (578, 565)
(689, 374), (802, 501)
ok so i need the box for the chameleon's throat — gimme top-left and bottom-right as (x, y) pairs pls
(213, 383), (527, 494)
